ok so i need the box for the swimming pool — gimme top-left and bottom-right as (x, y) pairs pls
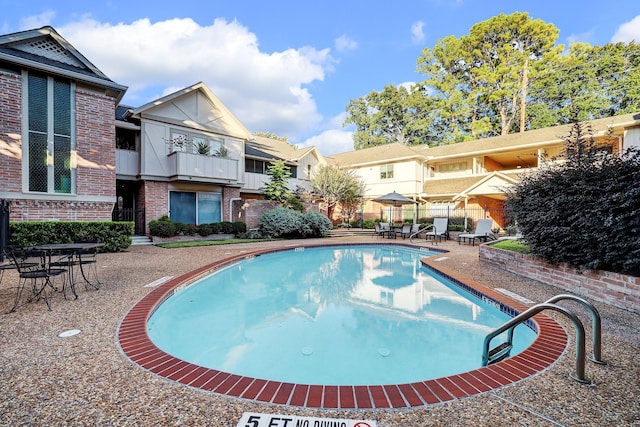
(118, 242), (568, 408)
(146, 245), (536, 385)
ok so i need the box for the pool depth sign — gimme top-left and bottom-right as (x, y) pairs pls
(237, 412), (377, 427)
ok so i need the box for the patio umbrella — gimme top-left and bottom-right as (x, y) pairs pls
(373, 191), (418, 206)
(373, 191), (418, 223)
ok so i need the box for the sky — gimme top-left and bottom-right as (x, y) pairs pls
(1, 1), (639, 156)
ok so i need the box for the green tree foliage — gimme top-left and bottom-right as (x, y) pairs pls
(310, 165), (366, 220)
(344, 84), (439, 148)
(345, 12), (640, 150)
(264, 160), (291, 204)
(528, 42), (640, 127)
(254, 131), (289, 142)
(506, 120), (640, 274)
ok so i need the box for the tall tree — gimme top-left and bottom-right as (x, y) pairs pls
(264, 160), (291, 204)
(344, 84), (437, 149)
(311, 165), (366, 220)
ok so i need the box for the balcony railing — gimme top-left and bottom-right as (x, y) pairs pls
(167, 151), (239, 182)
(116, 149), (140, 176)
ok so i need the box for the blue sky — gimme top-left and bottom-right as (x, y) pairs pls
(1, 1), (639, 155)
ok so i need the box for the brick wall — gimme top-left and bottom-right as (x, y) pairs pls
(75, 89), (116, 199)
(479, 243), (639, 313)
(142, 181), (169, 230)
(1, 73), (118, 222)
(0, 70), (23, 194)
(223, 187), (240, 222)
(9, 199), (114, 221)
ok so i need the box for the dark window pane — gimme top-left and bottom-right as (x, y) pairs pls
(28, 132), (48, 192)
(54, 78), (71, 136)
(54, 135), (71, 193)
(198, 193), (221, 223)
(28, 74), (47, 133)
(170, 191), (196, 224)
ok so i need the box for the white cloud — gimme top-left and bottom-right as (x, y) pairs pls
(411, 21), (425, 44)
(58, 17), (333, 139)
(611, 15), (640, 43)
(335, 34), (358, 53)
(299, 128), (354, 156)
(296, 112), (354, 156)
(19, 10), (56, 30)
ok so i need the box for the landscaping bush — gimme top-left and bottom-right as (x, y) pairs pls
(9, 221), (133, 252)
(149, 220), (176, 237)
(232, 221), (247, 235)
(258, 207), (305, 238)
(219, 221), (235, 234)
(198, 223), (213, 236)
(507, 121), (640, 275)
(303, 210), (332, 237)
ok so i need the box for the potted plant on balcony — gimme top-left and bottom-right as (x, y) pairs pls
(195, 141), (211, 156)
(213, 146), (229, 158)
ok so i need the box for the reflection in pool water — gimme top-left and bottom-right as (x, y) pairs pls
(147, 245), (536, 385)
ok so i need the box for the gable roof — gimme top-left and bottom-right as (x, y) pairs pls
(0, 26), (127, 103)
(127, 82), (253, 141)
(246, 135), (321, 164)
(328, 142), (424, 167)
(415, 113), (640, 160)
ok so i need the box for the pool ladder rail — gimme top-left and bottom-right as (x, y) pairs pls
(482, 294), (607, 384)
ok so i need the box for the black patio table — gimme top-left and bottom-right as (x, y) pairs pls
(31, 242), (104, 299)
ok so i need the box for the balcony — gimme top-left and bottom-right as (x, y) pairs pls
(167, 151), (239, 183)
(116, 149), (140, 177)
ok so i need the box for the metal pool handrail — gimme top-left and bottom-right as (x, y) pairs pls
(482, 302), (591, 384)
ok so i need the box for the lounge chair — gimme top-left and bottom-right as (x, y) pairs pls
(398, 223), (412, 239)
(458, 219), (494, 246)
(424, 218), (449, 242)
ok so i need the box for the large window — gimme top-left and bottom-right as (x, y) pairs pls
(25, 72), (74, 193)
(169, 130), (226, 156)
(169, 191), (221, 224)
(380, 164), (394, 180)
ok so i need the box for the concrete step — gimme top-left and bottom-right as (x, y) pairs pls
(131, 235), (153, 246)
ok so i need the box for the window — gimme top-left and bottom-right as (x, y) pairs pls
(169, 191), (221, 224)
(439, 161), (467, 173)
(116, 128), (136, 150)
(380, 164), (394, 180)
(25, 72), (74, 194)
(289, 165), (297, 178)
(245, 158), (267, 174)
(191, 135), (209, 155)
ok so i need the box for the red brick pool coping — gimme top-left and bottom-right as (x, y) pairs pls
(117, 242), (568, 409)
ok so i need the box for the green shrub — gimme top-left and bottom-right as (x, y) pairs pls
(149, 220), (176, 237)
(362, 219), (375, 229)
(258, 207), (305, 238)
(198, 223), (212, 236)
(303, 210), (332, 237)
(219, 221), (234, 234)
(232, 221), (247, 235)
(9, 221), (133, 252)
(507, 121), (640, 275)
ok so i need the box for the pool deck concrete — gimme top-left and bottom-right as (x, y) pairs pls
(1, 235), (638, 426)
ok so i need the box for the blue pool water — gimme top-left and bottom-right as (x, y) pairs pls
(147, 245), (536, 385)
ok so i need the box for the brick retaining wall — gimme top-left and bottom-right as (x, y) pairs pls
(479, 243), (639, 313)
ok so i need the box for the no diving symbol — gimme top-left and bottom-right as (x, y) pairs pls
(354, 423), (372, 427)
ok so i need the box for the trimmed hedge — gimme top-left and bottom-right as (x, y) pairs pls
(9, 221), (134, 252)
(148, 218), (247, 238)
